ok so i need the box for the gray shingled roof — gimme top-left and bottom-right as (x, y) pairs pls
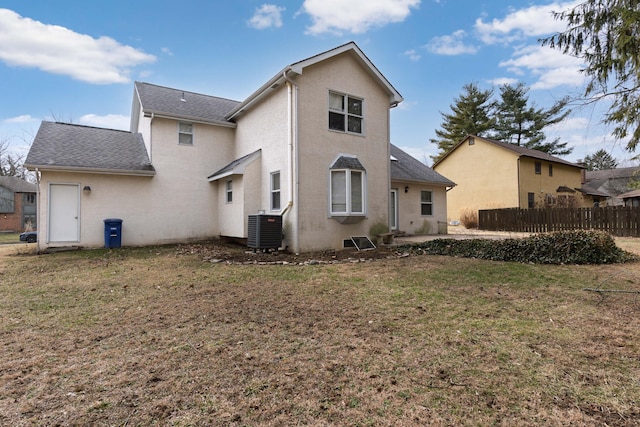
(25, 121), (155, 174)
(390, 144), (455, 186)
(331, 156), (366, 170)
(135, 82), (240, 124)
(208, 149), (261, 181)
(0, 176), (36, 193)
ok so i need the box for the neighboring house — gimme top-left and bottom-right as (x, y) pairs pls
(619, 189), (640, 207)
(432, 135), (604, 222)
(584, 167), (640, 205)
(25, 42), (452, 252)
(0, 176), (37, 232)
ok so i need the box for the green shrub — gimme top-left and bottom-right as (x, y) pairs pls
(402, 230), (636, 264)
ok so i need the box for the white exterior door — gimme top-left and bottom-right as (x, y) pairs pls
(49, 184), (80, 242)
(390, 189), (398, 231)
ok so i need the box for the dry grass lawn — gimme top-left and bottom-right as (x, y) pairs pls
(1, 241), (639, 426)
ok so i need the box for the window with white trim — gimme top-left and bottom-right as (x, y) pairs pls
(271, 171), (281, 211)
(328, 91), (363, 134)
(420, 190), (433, 216)
(179, 122), (193, 145)
(225, 180), (232, 203)
(330, 169), (365, 215)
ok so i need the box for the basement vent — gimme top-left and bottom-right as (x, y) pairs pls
(343, 236), (376, 251)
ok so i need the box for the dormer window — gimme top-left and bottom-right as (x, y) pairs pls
(328, 91), (363, 134)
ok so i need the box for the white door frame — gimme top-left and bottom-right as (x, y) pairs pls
(390, 188), (398, 231)
(48, 183), (80, 243)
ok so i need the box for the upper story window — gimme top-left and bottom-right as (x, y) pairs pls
(225, 180), (233, 203)
(271, 171), (281, 211)
(420, 190), (433, 216)
(548, 164), (553, 176)
(328, 91), (363, 134)
(535, 161), (542, 174)
(179, 122), (193, 145)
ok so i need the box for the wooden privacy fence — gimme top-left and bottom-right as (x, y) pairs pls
(478, 206), (640, 237)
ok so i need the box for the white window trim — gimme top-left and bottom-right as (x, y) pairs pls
(420, 190), (433, 217)
(178, 122), (193, 145)
(328, 91), (364, 135)
(270, 171), (281, 211)
(329, 168), (366, 216)
(225, 180), (233, 204)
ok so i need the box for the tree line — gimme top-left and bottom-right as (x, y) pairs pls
(430, 81), (572, 163)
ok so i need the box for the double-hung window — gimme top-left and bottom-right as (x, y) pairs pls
(179, 122), (193, 145)
(225, 180), (232, 203)
(271, 171), (281, 211)
(328, 91), (363, 134)
(420, 190), (433, 216)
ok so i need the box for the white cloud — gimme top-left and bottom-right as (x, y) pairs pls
(302, 0), (420, 35)
(474, 1), (580, 45)
(79, 114), (130, 130)
(499, 45), (585, 90)
(3, 114), (37, 124)
(426, 30), (478, 55)
(161, 47), (174, 56)
(487, 77), (519, 86)
(404, 49), (421, 62)
(0, 8), (156, 84)
(248, 4), (285, 30)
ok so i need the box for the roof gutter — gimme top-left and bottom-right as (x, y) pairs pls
(142, 111), (237, 128)
(25, 165), (156, 177)
(226, 70), (289, 121)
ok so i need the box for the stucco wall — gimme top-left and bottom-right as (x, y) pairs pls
(434, 138), (520, 222)
(37, 117), (236, 248)
(293, 52), (392, 251)
(518, 157), (585, 207)
(392, 181), (448, 235)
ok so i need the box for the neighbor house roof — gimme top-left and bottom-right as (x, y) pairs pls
(432, 135), (580, 169)
(619, 189), (640, 199)
(390, 144), (455, 186)
(0, 176), (36, 193)
(25, 121), (155, 176)
(226, 41), (403, 120)
(134, 82), (241, 127)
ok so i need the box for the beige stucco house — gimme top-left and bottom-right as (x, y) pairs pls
(433, 135), (605, 223)
(25, 42), (454, 252)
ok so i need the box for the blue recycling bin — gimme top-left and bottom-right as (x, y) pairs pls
(104, 218), (123, 248)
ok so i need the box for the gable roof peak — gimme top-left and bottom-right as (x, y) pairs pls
(226, 41), (402, 120)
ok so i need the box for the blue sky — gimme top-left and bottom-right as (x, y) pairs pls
(1, 0), (637, 166)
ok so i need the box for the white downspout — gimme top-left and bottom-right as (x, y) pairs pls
(282, 69), (299, 253)
(34, 167), (41, 254)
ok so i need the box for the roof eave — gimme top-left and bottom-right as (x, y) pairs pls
(143, 110), (237, 128)
(25, 164), (156, 177)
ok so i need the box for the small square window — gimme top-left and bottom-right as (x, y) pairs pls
(328, 91), (363, 135)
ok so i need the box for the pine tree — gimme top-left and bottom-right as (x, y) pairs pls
(542, 0), (640, 151)
(583, 149), (618, 171)
(492, 82), (572, 156)
(430, 83), (494, 162)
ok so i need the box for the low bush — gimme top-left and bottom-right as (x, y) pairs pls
(403, 230), (636, 264)
(459, 207), (478, 229)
